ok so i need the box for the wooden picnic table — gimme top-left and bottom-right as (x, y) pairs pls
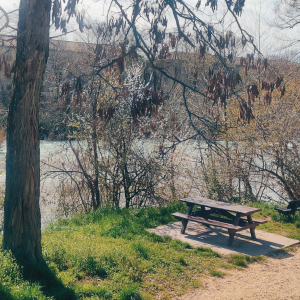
(172, 197), (267, 247)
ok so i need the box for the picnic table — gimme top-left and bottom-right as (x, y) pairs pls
(172, 197), (267, 247)
(275, 200), (300, 215)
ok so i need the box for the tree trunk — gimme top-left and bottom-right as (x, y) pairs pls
(92, 89), (100, 208)
(3, 0), (51, 267)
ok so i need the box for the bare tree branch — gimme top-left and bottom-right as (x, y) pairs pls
(0, 6), (9, 33)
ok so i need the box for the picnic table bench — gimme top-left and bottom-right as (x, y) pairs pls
(275, 200), (300, 215)
(172, 197), (267, 247)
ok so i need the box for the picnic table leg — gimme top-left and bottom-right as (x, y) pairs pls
(247, 215), (256, 239)
(227, 230), (235, 247)
(233, 213), (241, 225)
(180, 203), (194, 234)
(227, 213), (241, 246)
(187, 203), (194, 215)
(200, 205), (211, 227)
(181, 219), (188, 234)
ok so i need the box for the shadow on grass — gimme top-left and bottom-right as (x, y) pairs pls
(0, 283), (14, 300)
(22, 263), (78, 300)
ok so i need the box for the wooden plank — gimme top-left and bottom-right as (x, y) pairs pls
(275, 207), (291, 212)
(240, 216), (267, 224)
(275, 207), (293, 215)
(234, 223), (258, 232)
(275, 206), (300, 213)
(193, 213), (247, 226)
(195, 209), (267, 225)
(172, 212), (242, 231)
(180, 197), (261, 214)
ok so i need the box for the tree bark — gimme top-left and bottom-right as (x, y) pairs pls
(3, 0), (51, 267)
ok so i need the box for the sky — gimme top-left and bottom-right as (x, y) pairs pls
(1, 0), (105, 21)
(1, 0), (277, 25)
(1, 0), (290, 57)
(1, 1), (277, 15)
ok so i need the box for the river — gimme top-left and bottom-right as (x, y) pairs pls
(0, 140), (284, 229)
(0, 141), (71, 228)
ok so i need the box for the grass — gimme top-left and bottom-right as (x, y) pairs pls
(0, 201), (299, 299)
(209, 270), (225, 277)
(227, 254), (264, 267)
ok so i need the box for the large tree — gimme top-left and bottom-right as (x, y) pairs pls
(1, 0), (84, 268)
(3, 0), (51, 267)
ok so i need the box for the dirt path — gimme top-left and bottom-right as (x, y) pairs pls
(177, 246), (300, 300)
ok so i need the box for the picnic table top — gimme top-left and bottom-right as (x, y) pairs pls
(180, 197), (261, 215)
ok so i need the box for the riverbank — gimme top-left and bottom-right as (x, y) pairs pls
(0, 202), (299, 299)
(0, 138), (287, 231)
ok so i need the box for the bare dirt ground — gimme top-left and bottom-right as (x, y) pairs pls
(177, 246), (300, 300)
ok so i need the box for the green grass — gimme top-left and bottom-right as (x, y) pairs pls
(0, 201), (299, 299)
(209, 269), (225, 277)
(227, 254), (264, 267)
